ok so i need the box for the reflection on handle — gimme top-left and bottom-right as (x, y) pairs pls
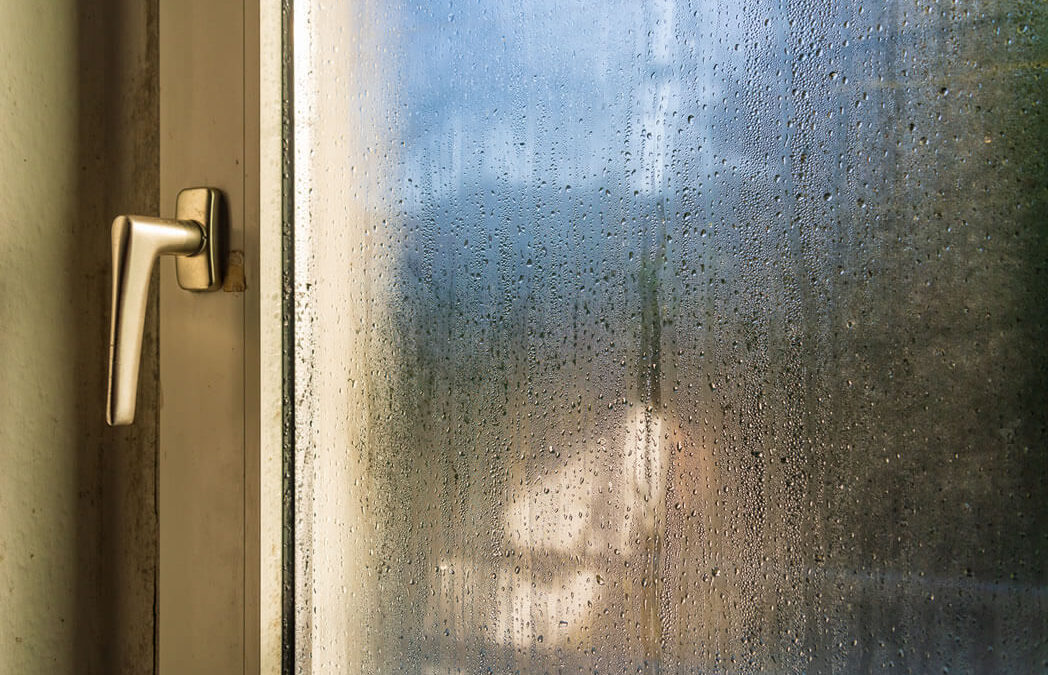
(107, 216), (203, 426)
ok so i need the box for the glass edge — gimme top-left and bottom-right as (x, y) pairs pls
(280, 0), (296, 672)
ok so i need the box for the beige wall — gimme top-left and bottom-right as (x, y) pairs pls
(0, 1), (158, 673)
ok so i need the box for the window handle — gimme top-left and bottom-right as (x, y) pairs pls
(107, 187), (224, 426)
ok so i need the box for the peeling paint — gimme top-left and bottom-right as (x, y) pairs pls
(223, 250), (247, 293)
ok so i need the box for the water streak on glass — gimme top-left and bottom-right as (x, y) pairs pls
(291, 1), (1047, 671)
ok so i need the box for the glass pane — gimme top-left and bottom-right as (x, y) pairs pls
(290, 1), (1047, 671)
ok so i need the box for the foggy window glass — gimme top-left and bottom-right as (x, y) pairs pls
(290, 1), (1047, 671)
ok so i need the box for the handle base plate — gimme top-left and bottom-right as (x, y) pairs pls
(175, 187), (224, 291)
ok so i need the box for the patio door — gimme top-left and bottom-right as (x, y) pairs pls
(286, 0), (1046, 672)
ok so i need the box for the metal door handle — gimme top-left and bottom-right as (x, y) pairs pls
(107, 187), (225, 426)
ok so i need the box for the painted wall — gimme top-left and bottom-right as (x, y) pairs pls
(0, 1), (158, 673)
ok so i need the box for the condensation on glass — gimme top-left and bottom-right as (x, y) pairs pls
(290, 1), (1047, 671)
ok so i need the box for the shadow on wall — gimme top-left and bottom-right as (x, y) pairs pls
(73, 0), (159, 673)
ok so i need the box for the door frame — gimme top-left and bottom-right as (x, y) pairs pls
(157, 1), (282, 672)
